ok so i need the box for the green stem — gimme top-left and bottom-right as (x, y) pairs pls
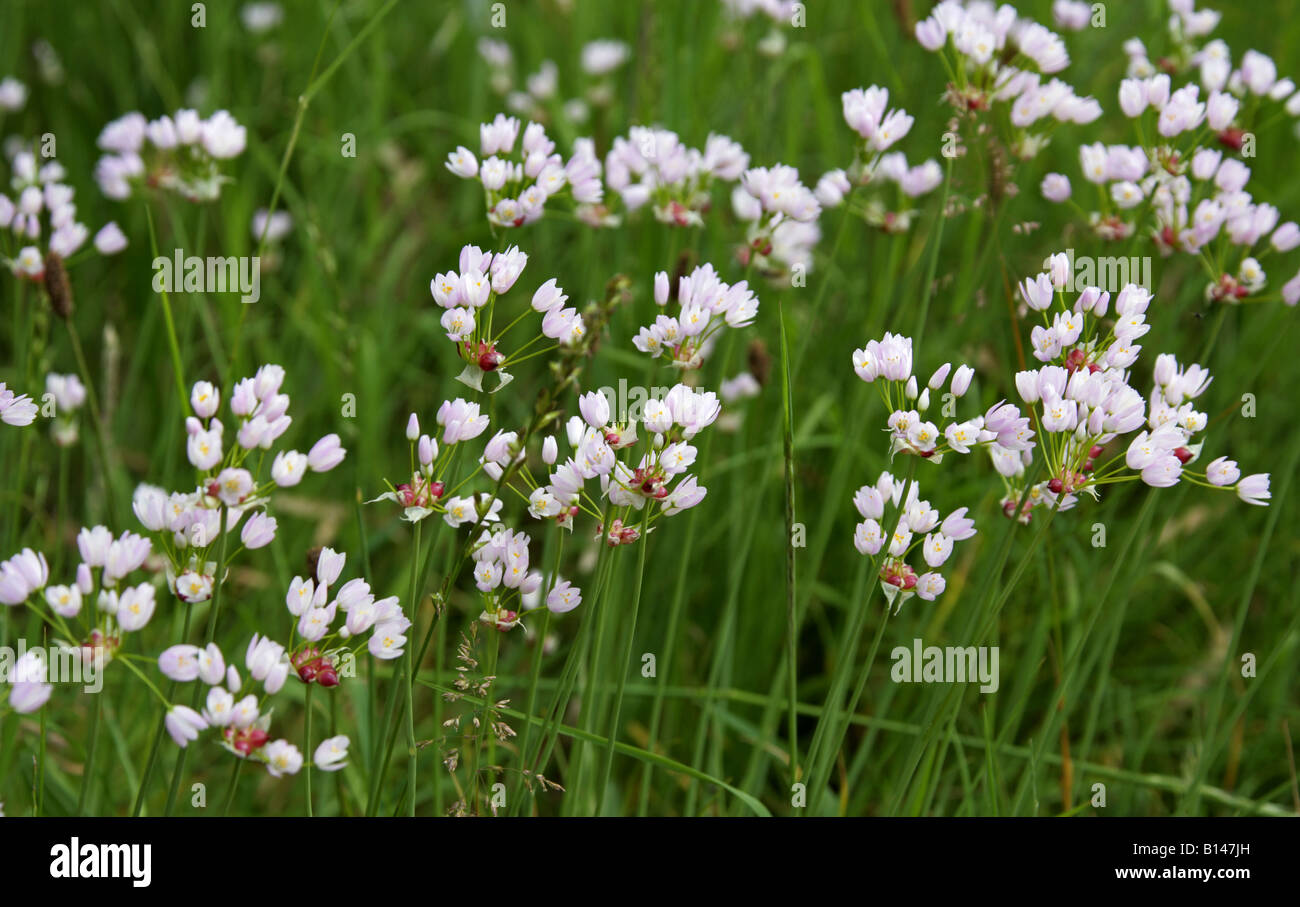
(64, 320), (120, 524)
(515, 534), (563, 809)
(164, 504), (230, 815)
(77, 682), (103, 816)
(804, 459), (916, 798)
(526, 509), (617, 804)
(479, 626), (501, 813)
(144, 203), (190, 415)
(778, 297), (800, 788)
(405, 520), (422, 817)
(36, 705), (46, 816)
(913, 156), (954, 349)
(305, 683), (314, 817)
(634, 502), (699, 816)
(222, 758), (243, 816)
(365, 660), (404, 816)
(132, 600), (195, 816)
(595, 508), (652, 813)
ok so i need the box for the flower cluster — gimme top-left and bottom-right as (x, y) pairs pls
(719, 0), (804, 57)
(812, 86), (944, 235)
(841, 86), (915, 155)
(632, 264), (759, 369)
(284, 548), (408, 668)
(520, 384), (718, 543)
(242, 3), (284, 34)
(1, 527), (155, 674)
(477, 38), (628, 124)
(479, 38), (517, 96)
(993, 255), (1270, 521)
(131, 367), (344, 602)
(582, 40), (631, 79)
(3, 149), (126, 281)
(371, 404), (491, 524)
(430, 243), (586, 390)
(915, 0), (1100, 159)
(1042, 48), (1300, 303)
(0, 547), (51, 609)
(852, 331), (1031, 462)
(5, 649), (52, 714)
(0, 76), (27, 112)
(1126, 0), (1300, 141)
(851, 471), (977, 610)
(605, 126), (749, 227)
(446, 114), (604, 228)
(469, 526), (582, 631)
(734, 163), (821, 247)
(94, 108), (247, 202)
(159, 632), (344, 780)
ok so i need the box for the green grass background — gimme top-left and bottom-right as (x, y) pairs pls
(0, 0), (1297, 816)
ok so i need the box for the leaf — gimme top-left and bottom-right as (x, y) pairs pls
(416, 679), (771, 816)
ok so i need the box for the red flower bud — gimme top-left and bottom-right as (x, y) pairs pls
(477, 342), (504, 372)
(1217, 128), (1245, 151)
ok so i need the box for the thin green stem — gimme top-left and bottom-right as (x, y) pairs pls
(595, 508), (651, 813)
(164, 505), (230, 815)
(222, 758), (244, 816)
(405, 520), (422, 817)
(777, 296), (801, 789)
(144, 203), (190, 415)
(76, 684), (102, 816)
(64, 321), (120, 524)
(305, 683), (315, 817)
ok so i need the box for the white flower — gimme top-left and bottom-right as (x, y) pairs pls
(263, 739), (303, 777)
(314, 735), (350, 772)
(581, 39), (629, 75)
(117, 583), (157, 631)
(201, 110), (247, 159)
(0, 77), (27, 111)
(165, 705), (208, 747)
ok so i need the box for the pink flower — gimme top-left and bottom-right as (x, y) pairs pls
(546, 579), (582, 613)
(241, 512), (277, 549)
(165, 705), (208, 747)
(1236, 474), (1271, 506)
(307, 434), (346, 472)
(1041, 173), (1071, 202)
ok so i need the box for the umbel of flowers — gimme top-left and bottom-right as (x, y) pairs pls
(993, 253), (1270, 520)
(132, 365), (346, 603)
(430, 243), (587, 393)
(95, 108), (248, 202)
(445, 114), (605, 228)
(3, 148), (127, 282)
(851, 470), (977, 612)
(851, 331), (1029, 462)
(632, 263), (759, 370)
